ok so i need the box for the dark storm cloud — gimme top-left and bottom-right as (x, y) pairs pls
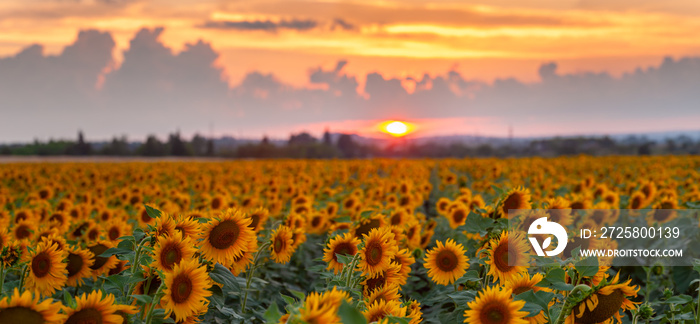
(1, 27), (700, 142)
(200, 18), (318, 32)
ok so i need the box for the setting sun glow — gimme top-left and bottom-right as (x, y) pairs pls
(381, 120), (412, 137)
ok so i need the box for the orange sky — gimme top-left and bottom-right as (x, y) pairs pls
(3, 0), (700, 86)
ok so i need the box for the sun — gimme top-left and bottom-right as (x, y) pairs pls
(380, 120), (413, 137)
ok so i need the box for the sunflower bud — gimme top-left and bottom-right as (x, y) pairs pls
(663, 288), (673, 300)
(637, 303), (655, 320)
(652, 264), (663, 275)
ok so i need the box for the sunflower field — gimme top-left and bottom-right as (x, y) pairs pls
(1, 156), (700, 324)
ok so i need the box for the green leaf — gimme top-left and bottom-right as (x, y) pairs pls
(514, 290), (556, 317)
(575, 257), (599, 278)
(63, 289), (76, 308)
(335, 253), (354, 265)
(130, 294), (153, 304)
(459, 211), (495, 234)
(663, 295), (693, 305)
(338, 300), (367, 324)
(99, 247), (133, 258)
(144, 205), (162, 219)
(385, 316), (410, 324)
(264, 301), (282, 323)
(536, 268), (574, 291)
(288, 289), (306, 301)
(209, 263), (241, 293)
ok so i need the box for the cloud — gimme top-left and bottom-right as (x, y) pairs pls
(1, 27), (700, 142)
(201, 18), (318, 32)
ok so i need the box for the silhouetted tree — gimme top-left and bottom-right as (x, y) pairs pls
(289, 132), (316, 145)
(191, 133), (207, 156)
(139, 135), (167, 156)
(68, 131), (92, 155)
(100, 136), (130, 155)
(168, 132), (191, 156)
(206, 139), (215, 156)
(337, 134), (356, 158)
(323, 129), (332, 146)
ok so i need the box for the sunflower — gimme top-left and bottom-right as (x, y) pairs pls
(298, 292), (340, 324)
(87, 240), (120, 278)
(66, 246), (95, 287)
(357, 227), (399, 278)
(628, 192), (647, 209)
(464, 285), (528, 324)
(391, 248), (415, 285)
(247, 207), (269, 232)
(353, 214), (387, 238)
(199, 208), (255, 265)
(407, 300), (423, 324)
(499, 187), (531, 218)
(153, 214), (177, 238)
(404, 220), (421, 248)
(24, 240), (68, 297)
(174, 214), (201, 239)
(270, 225), (295, 264)
(568, 273), (639, 324)
(0, 288), (64, 324)
(12, 220), (35, 241)
(64, 290), (122, 324)
(646, 198), (678, 225)
(447, 203), (469, 229)
(39, 233), (68, 252)
(286, 213), (307, 230)
(486, 231), (530, 283)
(323, 232), (361, 274)
(504, 273), (549, 324)
(152, 232), (197, 272)
(307, 212), (328, 235)
(161, 258), (213, 322)
(230, 238), (258, 276)
(291, 227), (307, 249)
(366, 284), (402, 305)
(363, 299), (406, 323)
(424, 239), (469, 285)
(388, 209), (408, 227)
(361, 263), (403, 295)
(104, 219), (131, 242)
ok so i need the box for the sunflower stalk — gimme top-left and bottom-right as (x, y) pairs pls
(127, 236), (152, 297)
(0, 262), (5, 294)
(553, 284), (593, 324)
(345, 253), (361, 288)
(143, 283), (165, 324)
(241, 240), (271, 313)
(17, 264), (28, 292)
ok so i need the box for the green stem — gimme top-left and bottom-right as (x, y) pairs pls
(0, 262), (5, 294)
(645, 267), (651, 304)
(17, 265), (28, 292)
(126, 237), (150, 297)
(144, 284), (165, 324)
(696, 289), (700, 324)
(345, 254), (360, 288)
(241, 241), (271, 313)
(553, 285), (592, 324)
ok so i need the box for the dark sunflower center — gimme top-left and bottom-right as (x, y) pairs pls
(88, 244), (109, 270)
(391, 213), (402, 225)
(0, 307), (45, 324)
(211, 198), (222, 209)
(274, 237), (284, 253)
(209, 220), (240, 249)
(161, 244), (182, 269)
(344, 199), (355, 209)
(65, 308), (103, 324)
(512, 285), (531, 295)
(571, 202), (584, 210)
(333, 243), (355, 261)
(15, 226), (30, 240)
(249, 215), (260, 229)
(631, 197), (642, 209)
(365, 273), (386, 291)
(480, 302), (509, 324)
(452, 210), (466, 223)
(88, 229), (99, 241)
(31, 252), (51, 278)
(141, 211), (151, 223)
(502, 194), (522, 212)
(171, 274), (193, 303)
(366, 242), (383, 266)
(654, 209), (672, 222)
(436, 250), (458, 272)
(493, 243), (513, 273)
(407, 228), (415, 239)
(575, 290), (625, 324)
(67, 253), (84, 277)
(108, 228), (120, 241)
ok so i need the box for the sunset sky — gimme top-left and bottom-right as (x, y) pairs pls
(2, 0), (700, 142)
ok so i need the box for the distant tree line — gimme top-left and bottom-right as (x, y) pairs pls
(1, 131), (699, 158)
